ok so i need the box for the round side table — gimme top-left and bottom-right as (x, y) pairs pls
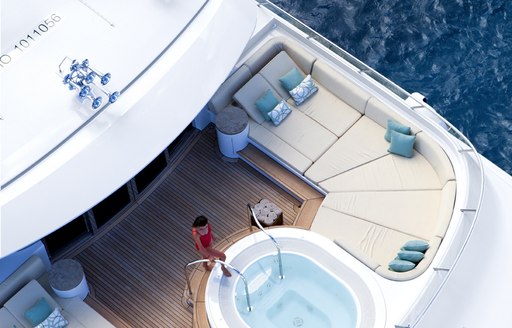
(216, 105), (249, 158)
(49, 259), (89, 300)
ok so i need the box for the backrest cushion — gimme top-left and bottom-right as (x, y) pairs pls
(234, 74), (280, 124)
(312, 60), (371, 114)
(259, 51), (305, 99)
(365, 97), (420, 134)
(0, 255), (46, 305)
(208, 65), (253, 114)
(414, 132), (456, 185)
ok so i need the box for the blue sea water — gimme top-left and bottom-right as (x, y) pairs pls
(273, 0), (512, 174)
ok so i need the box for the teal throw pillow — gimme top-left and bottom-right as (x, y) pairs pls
(388, 130), (416, 158)
(289, 75), (318, 105)
(401, 240), (430, 252)
(388, 259), (416, 272)
(397, 250), (425, 263)
(255, 89), (279, 121)
(279, 67), (305, 91)
(24, 297), (53, 326)
(35, 308), (69, 328)
(385, 119), (411, 142)
(268, 100), (292, 126)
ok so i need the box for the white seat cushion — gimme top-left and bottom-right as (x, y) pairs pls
(259, 51), (307, 99)
(305, 116), (389, 183)
(248, 121), (313, 174)
(311, 206), (419, 266)
(290, 83), (361, 137)
(4, 280), (61, 328)
(319, 152), (442, 192)
(234, 74), (279, 124)
(320, 190), (442, 240)
(0, 307), (23, 328)
(259, 107), (338, 162)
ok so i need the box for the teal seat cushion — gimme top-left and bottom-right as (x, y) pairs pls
(385, 119), (411, 142)
(388, 259), (416, 272)
(279, 67), (305, 91)
(268, 100), (292, 126)
(401, 240), (430, 252)
(289, 75), (318, 106)
(388, 130), (416, 158)
(397, 250), (425, 263)
(255, 89), (279, 121)
(24, 297), (53, 326)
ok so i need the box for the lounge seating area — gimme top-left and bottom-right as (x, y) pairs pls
(209, 36), (456, 280)
(0, 255), (114, 328)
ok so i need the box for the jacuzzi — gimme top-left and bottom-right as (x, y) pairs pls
(206, 228), (386, 328)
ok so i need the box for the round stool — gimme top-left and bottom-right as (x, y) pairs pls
(216, 105), (249, 158)
(49, 259), (89, 300)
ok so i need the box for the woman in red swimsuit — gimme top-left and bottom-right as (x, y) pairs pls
(192, 216), (231, 276)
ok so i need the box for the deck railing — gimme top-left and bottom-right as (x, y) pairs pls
(257, 1), (485, 326)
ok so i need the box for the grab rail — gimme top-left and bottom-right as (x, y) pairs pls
(184, 259), (252, 311)
(247, 204), (284, 279)
(184, 259), (252, 312)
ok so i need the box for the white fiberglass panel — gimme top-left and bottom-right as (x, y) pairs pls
(0, 0), (206, 186)
(0, 0), (256, 258)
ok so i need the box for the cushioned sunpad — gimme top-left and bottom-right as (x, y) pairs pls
(305, 116), (389, 183)
(319, 152), (442, 192)
(290, 83), (361, 137)
(259, 107), (338, 162)
(320, 190), (442, 240)
(311, 206), (420, 266)
(233, 74), (279, 124)
(259, 51), (305, 99)
(248, 121), (313, 174)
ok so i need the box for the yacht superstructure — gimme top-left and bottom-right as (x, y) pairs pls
(1, 0), (512, 327)
(1, 0), (255, 258)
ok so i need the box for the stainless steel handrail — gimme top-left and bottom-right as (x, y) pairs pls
(247, 203), (284, 279)
(184, 259), (252, 311)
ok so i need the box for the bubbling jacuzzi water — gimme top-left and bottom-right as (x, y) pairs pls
(206, 228), (385, 328)
(235, 253), (358, 327)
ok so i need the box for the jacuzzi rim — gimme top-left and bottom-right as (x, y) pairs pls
(205, 227), (386, 328)
(232, 250), (362, 327)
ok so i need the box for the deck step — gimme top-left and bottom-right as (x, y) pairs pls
(293, 197), (324, 229)
(238, 144), (324, 202)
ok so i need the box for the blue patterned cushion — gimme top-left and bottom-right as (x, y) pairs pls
(255, 89), (279, 121)
(385, 119), (411, 142)
(388, 130), (416, 158)
(388, 259), (416, 272)
(268, 100), (292, 126)
(279, 67), (304, 91)
(24, 298), (53, 326)
(288, 75), (318, 105)
(401, 240), (430, 252)
(35, 308), (69, 328)
(397, 250), (425, 263)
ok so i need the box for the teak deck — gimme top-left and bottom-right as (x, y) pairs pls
(70, 127), (323, 327)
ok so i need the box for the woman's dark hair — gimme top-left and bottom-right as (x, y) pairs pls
(193, 215), (208, 227)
